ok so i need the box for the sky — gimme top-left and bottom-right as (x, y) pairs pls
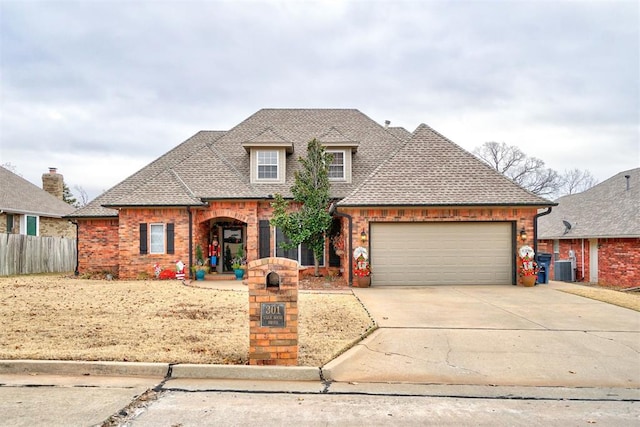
(1, 0), (638, 202)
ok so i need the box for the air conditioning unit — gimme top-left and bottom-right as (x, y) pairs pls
(554, 260), (575, 282)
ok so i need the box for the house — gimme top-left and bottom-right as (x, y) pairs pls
(68, 109), (554, 285)
(0, 167), (76, 238)
(537, 168), (639, 288)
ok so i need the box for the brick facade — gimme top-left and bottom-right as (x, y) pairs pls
(77, 218), (120, 276)
(340, 206), (538, 285)
(78, 201), (543, 284)
(0, 213), (75, 238)
(39, 216), (76, 238)
(539, 238), (640, 288)
(247, 257), (299, 365)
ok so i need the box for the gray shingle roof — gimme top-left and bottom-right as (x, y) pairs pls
(68, 131), (225, 217)
(69, 109), (556, 217)
(71, 109), (404, 217)
(538, 168), (640, 239)
(0, 166), (75, 217)
(337, 124), (555, 207)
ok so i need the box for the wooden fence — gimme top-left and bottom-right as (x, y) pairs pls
(0, 234), (77, 276)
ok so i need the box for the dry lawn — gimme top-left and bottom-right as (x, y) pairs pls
(0, 275), (374, 367)
(559, 285), (640, 312)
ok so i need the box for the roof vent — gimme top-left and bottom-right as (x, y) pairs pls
(384, 120), (390, 128)
(625, 174), (630, 191)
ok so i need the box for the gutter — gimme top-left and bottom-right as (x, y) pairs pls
(329, 203), (353, 286)
(188, 206), (193, 280)
(534, 207), (553, 256)
(69, 220), (80, 276)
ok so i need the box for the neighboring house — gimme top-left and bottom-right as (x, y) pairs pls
(538, 168), (639, 288)
(0, 167), (76, 238)
(68, 109), (554, 285)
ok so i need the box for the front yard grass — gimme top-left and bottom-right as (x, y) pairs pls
(0, 275), (374, 366)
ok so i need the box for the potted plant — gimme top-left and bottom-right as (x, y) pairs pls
(519, 254), (539, 287)
(193, 244), (208, 280)
(353, 254), (371, 287)
(232, 245), (246, 280)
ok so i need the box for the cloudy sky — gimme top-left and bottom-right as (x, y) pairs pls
(1, 0), (638, 201)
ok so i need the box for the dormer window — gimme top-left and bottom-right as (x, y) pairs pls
(257, 150), (279, 180)
(327, 150), (345, 180)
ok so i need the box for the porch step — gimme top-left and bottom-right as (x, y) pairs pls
(204, 273), (236, 281)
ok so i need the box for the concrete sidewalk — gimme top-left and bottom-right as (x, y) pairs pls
(323, 282), (640, 388)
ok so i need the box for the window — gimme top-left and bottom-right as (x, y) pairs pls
(327, 150), (345, 180)
(150, 224), (165, 254)
(275, 227), (324, 267)
(6, 214), (14, 233)
(20, 215), (38, 236)
(257, 150), (278, 180)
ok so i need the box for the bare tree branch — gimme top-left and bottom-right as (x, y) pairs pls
(558, 169), (598, 196)
(473, 142), (559, 196)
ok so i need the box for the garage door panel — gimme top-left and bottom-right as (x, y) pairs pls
(371, 222), (512, 286)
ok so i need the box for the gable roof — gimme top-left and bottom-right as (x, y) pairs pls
(538, 168), (640, 239)
(338, 124), (554, 207)
(0, 166), (75, 217)
(70, 109), (404, 217)
(69, 130), (225, 217)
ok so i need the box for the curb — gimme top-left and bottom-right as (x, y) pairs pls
(0, 360), (322, 382)
(0, 360), (169, 378)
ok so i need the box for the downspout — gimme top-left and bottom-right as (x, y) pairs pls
(188, 207), (193, 280)
(70, 220), (79, 276)
(329, 203), (353, 286)
(534, 207), (553, 256)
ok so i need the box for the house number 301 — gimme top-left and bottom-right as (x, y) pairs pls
(260, 303), (286, 328)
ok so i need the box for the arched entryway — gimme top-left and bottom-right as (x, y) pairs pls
(200, 217), (247, 274)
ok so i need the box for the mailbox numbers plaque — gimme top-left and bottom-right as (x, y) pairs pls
(260, 303), (286, 328)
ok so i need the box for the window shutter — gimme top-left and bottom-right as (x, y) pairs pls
(166, 223), (175, 254)
(139, 223), (148, 255)
(259, 220), (270, 258)
(275, 227), (298, 261)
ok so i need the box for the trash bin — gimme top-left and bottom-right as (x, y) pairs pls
(536, 253), (552, 284)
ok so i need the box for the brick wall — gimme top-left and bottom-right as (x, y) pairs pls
(118, 208), (190, 279)
(538, 238), (639, 288)
(77, 218), (119, 275)
(339, 206), (538, 285)
(39, 217), (76, 239)
(598, 238), (639, 288)
(247, 257), (299, 366)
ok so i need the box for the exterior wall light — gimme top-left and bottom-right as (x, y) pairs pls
(360, 229), (367, 243)
(519, 227), (527, 242)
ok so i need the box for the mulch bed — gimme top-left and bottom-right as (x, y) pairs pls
(299, 274), (350, 290)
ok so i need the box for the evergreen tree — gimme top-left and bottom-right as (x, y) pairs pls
(271, 139), (333, 276)
(62, 183), (78, 207)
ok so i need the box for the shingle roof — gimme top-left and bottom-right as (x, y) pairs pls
(538, 168), (640, 239)
(0, 166), (75, 217)
(69, 109), (556, 217)
(71, 109), (404, 217)
(337, 124), (555, 207)
(68, 130), (225, 217)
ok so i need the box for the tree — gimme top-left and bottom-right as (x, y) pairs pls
(557, 168), (598, 196)
(73, 185), (90, 207)
(473, 142), (559, 196)
(62, 183), (78, 207)
(270, 139), (333, 276)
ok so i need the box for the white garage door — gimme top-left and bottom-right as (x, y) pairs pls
(370, 222), (513, 286)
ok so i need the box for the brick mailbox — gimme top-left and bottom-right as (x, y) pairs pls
(247, 257), (299, 366)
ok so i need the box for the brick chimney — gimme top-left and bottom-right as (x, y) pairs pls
(42, 167), (64, 200)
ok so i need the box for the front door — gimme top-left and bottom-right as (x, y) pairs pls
(222, 227), (244, 272)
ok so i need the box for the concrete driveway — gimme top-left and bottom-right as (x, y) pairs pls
(323, 282), (640, 388)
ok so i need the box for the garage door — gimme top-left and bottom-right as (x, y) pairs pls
(370, 222), (513, 286)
